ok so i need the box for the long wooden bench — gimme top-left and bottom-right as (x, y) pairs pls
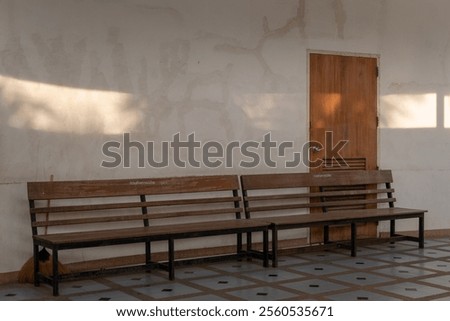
(27, 175), (269, 296)
(240, 170), (427, 267)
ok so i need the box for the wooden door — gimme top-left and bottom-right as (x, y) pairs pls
(309, 53), (378, 243)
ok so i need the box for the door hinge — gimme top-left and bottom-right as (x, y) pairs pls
(376, 66), (379, 77)
(376, 116), (379, 127)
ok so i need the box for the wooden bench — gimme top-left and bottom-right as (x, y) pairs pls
(240, 170), (427, 267)
(27, 175), (269, 296)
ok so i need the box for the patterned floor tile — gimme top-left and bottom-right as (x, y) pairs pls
(325, 289), (398, 301)
(173, 267), (220, 279)
(275, 256), (311, 266)
(188, 275), (255, 290)
(366, 242), (417, 252)
(134, 283), (201, 299)
(420, 275), (450, 289)
(288, 263), (348, 276)
(378, 282), (448, 299)
(57, 279), (110, 296)
(422, 240), (450, 247)
(374, 265), (435, 278)
(69, 290), (140, 301)
(207, 261), (262, 273)
(0, 285), (47, 301)
(330, 272), (394, 286)
(335, 258), (389, 269)
(281, 278), (348, 294)
(240, 268), (304, 283)
(404, 249), (450, 259)
(411, 260), (450, 272)
(107, 272), (167, 287)
(228, 286), (298, 301)
(298, 251), (349, 262)
(350, 247), (385, 256)
(178, 294), (228, 301)
(370, 253), (424, 264)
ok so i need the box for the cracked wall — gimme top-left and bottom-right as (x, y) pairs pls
(1, 0), (450, 272)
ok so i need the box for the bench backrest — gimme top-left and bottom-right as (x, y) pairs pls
(240, 170), (396, 218)
(28, 175), (243, 236)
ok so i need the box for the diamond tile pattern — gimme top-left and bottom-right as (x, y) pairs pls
(2, 239), (450, 301)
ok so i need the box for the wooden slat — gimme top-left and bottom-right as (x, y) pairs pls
(240, 170), (393, 190)
(28, 175), (240, 200)
(31, 196), (241, 214)
(256, 207), (426, 227)
(33, 219), (268, 246)
(246, 198), (396, 213)
(32, 207), (244, 227)
(244, 188), (394, 202)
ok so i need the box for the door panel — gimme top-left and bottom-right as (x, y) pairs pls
(309, 53), (378, 243)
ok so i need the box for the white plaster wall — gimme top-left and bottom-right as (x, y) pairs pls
(0, 0), (449, 273)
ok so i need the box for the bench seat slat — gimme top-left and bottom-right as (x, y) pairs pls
(33, 219), (269, 247)
(252, 207), (426, 228)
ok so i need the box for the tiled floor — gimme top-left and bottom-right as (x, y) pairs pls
(2, 238), (450, 301)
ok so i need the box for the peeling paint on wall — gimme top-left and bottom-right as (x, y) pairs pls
(215, 0), (305, 92)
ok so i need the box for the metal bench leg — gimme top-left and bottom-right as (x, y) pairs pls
(271, 225), (278, 268)
(351, 223), (357, 257)
(33, 244), (40, 287)
(52, 249), (59, 296)
(390, 219), (396, 237)
(389, 219), (396, 244)
(145, 241), (152, 271)
(237, 232), (243, 253)
(168, 239), (175, 280)
(419, 215), (425, 249)
(324, 225), (329, 244)
(246, 232), (252, 253)
(263, 229), (269, 268)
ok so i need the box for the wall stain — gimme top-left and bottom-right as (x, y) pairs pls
(1, 36), (34, 80)
(107, 27), (133, 93)
(137, 57), (149, 98)
(88, 51), (109, 90)
(0, 0), (34, 80)
(297, 0), (306, 38)
(145, 39), (190, 137)
(332, 0), (346, 39)
(31, 34), (87, 87)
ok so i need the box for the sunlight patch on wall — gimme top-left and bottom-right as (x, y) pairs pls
(1, 76), (142, 135)
(380, 93), (437, 128)
(445, 96), (450, 128)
